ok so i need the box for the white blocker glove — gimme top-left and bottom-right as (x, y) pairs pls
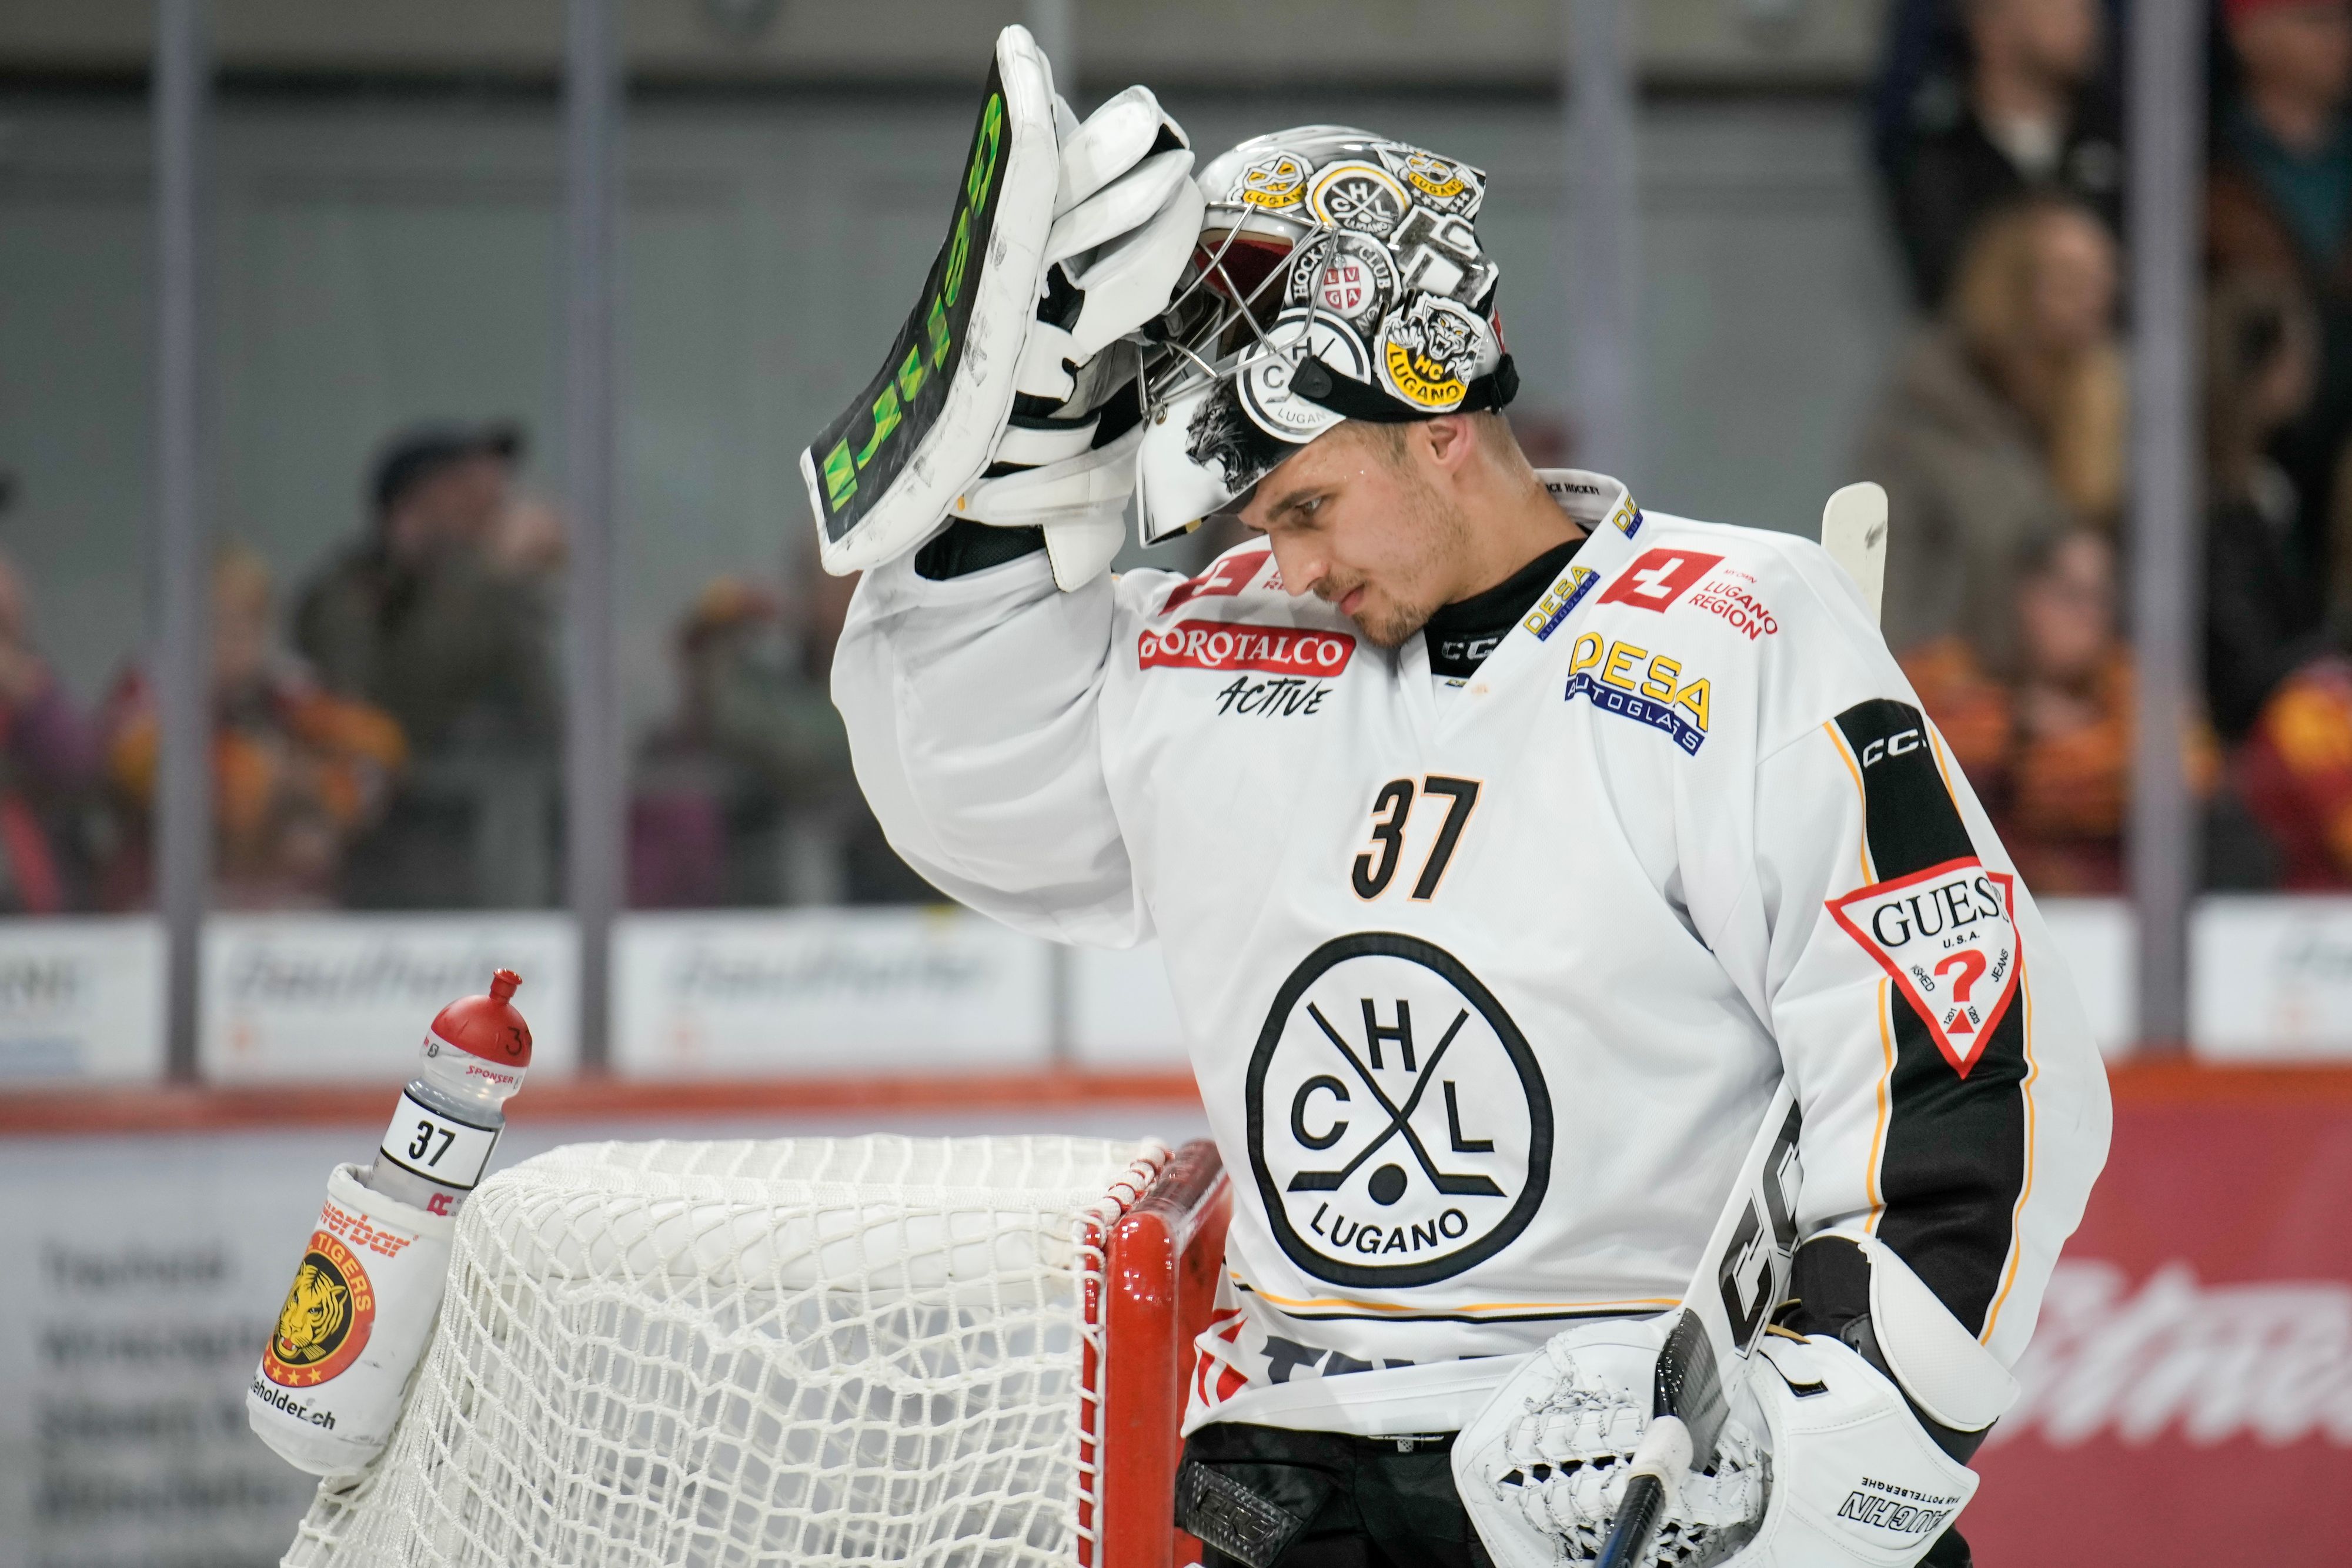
(1453, 1314), (1766, 1568)
(1719, 1333), (1978, 1568)
(800, 25), (1202, 593)
(1716, 1231), (2017, 1568)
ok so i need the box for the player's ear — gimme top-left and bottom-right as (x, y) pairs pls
(1419, 413), (1479, 474)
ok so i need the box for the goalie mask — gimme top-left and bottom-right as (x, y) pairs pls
(1135, 125), (1519, 545)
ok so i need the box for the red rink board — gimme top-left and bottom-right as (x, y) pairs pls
(1965, 1065), (2352, 1563)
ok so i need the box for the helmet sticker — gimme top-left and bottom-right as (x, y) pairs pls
(1286, 233), (1399, 326)
(1185, 380), (1292, 496)
(1389, 206), (1498, 308)
(1374, 296), (1494, 412)
(1306, 160), (1411, 238)
(1241, 309), (1370, 441)
(1379, 145), (1487, 217)
(1234, 150), (1309, 211)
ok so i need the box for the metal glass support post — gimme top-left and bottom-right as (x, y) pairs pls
(1565, 0), (1640, 478)
(153, 0), (211, 1081)
(2126, 1), (2203, 1053)
(564, 0), (622, 1071)
(1026, 0), (1076, 101)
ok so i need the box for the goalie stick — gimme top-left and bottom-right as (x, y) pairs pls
(1819, 480), (1888, 624)
(1592, 1083), (1801, 1568)
(1593, 485), (1890, 1568)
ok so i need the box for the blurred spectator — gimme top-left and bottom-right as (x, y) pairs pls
(2209, 0), (2352, 590)
(630, 574), (928, 907)
(105, 548), (406, 908)
(2210, 0), (2352, 283)
(295, 422), (558, 756)
(1877, 0), (2122, 309)
(296, 422), (562, 907)
(2201, 269), (2352, 884)
(1859, 194), (2126, 664)
(1906, 531), (2217, 894)
(2205, 272), (2331, 741)
(0, 549), (102, 913)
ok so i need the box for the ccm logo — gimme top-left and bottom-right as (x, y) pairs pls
(1860, 728), (1923, 767)
(1140, 621), (1356, 677)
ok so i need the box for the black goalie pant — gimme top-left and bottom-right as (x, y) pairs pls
(1175, 1422), (1977, 1568)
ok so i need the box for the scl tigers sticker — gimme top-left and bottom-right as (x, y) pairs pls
(1828, 857), (2021, 1078)
(260, 1232), (375, 1388)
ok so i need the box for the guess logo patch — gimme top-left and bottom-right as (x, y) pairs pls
(1141, 621), (1356, 677)
(1827, 857), (2021, 1078)
(1597, 548), (1723, 613)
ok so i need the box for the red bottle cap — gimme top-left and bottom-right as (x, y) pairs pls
(428, 968), (533, 1068)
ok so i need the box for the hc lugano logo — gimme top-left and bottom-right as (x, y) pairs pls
(1248, 933), (1552, 1288)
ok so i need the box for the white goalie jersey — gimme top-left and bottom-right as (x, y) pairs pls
(832, 471), (2111, 1437)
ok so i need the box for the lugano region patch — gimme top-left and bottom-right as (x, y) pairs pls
(1247, 933), (1552, 1288)
(1828, 857), (2022, 1078)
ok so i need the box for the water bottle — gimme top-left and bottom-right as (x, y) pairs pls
(252, 968), (535, 1476)
(364, 968), (533, 1216)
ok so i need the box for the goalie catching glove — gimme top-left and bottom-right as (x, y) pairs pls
(800, 25), (1202, 591)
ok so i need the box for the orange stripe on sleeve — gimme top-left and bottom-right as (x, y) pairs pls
(1825, 719), (1873, 885)
(1981, 964), (2042, 1342)
(1866, 975), (1893, 1231)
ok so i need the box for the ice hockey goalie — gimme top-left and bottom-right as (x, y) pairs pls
(816, 31), (2111, 1567)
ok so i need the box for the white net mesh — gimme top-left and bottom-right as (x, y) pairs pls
(283, 1134), (1167, 1568)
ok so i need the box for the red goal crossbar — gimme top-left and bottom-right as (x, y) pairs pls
(1081, 1138), (1232, 1568)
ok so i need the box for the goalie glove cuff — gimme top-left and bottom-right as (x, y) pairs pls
(1784, 1234), (2019, 1459)
(1726, 1335), (1980, 1568)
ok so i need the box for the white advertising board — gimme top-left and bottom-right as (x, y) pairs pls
(613, 908), (1053, 1076)
(2191, 895), (2352, 1059)
(0, 917), (165, 1083)
(1069, 941), (1189, 1069)
(201, 914), (579, 1082)
(2035, 897), (2133, 1059)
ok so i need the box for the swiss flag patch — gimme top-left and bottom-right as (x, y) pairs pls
(1597, 547), (1723, 613)
(1827, 857), (2021, 1077)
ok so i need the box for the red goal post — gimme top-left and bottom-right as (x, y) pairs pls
(1086, 1137), (1233, 1568)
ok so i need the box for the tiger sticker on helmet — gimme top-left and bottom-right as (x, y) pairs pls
(1375, 296), (1495, 412)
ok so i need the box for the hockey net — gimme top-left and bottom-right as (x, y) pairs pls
(281, 1133), (1230, 1568)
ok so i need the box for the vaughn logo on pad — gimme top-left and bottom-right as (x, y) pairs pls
(1827, 857), (2020, 1077)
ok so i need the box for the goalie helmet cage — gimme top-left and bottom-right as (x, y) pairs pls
(281, 1133), (1231, 1568)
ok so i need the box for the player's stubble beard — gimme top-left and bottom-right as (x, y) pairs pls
(1315, 460), (1470, 650)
